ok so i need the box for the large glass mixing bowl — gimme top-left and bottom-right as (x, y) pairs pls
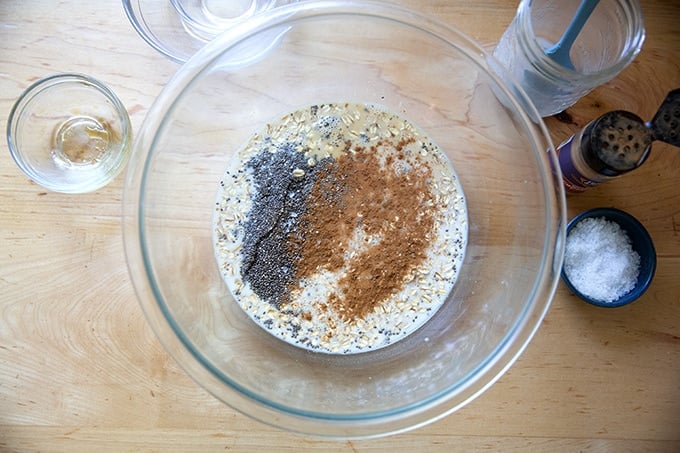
(123, 0), (566, 438)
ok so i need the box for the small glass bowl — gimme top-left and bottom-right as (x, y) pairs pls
(7, 73), (132, 194)
(122, 0), (293, 63)
(561, 208), (656, 307)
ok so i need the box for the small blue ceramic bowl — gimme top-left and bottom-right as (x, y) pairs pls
(561, 208), (656, 307)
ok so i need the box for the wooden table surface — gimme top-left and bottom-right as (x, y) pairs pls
(1, 1), (679, 451)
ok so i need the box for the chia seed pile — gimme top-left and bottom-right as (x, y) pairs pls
(213, 103), (468, 354)
(238, 144), (332, 307)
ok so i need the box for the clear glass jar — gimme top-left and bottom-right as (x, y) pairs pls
(492, 0), (645, 117)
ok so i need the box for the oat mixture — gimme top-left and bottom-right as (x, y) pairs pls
(213, 103), (467, 354)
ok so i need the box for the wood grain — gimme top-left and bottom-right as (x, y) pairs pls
(1, 0), (679, 451)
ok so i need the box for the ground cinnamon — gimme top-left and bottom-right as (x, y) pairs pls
(292, 137), (436, 321)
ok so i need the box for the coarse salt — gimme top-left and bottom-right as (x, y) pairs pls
(563, 217), (640, 303)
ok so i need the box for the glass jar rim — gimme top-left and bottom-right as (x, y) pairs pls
(515, 0), (646, 85)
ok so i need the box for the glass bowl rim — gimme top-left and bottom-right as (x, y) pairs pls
(123, 0), (566, 438)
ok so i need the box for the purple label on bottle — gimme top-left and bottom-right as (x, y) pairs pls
(557, 136), (597, 193)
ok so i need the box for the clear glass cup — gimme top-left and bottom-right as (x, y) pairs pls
(492, 0), (645, 117)
(7, 73), (132, 193)
(171, 0), (279, 41)
(122, 0), (296, 63)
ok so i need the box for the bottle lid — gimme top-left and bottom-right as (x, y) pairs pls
(583, 110), (652, 176)
(648, 88), (680, 147)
